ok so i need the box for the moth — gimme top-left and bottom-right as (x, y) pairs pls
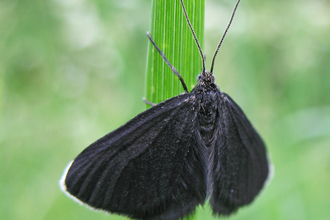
(60, 0), (271, 219)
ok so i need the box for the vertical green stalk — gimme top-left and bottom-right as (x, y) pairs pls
(146, 0), (205, 106)
(145, 1), (205, 219)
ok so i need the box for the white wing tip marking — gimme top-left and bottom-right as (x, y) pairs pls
(59, 160), (73, 193)
(265, 155), (275, 187)
(59, 160), (111, 214)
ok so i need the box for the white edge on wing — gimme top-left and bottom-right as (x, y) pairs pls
(59, 160), (111, 214)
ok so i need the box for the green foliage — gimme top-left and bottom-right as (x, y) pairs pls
(146, 0), (204, 104)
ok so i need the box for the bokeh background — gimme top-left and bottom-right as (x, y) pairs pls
(1, 0), (329, 219)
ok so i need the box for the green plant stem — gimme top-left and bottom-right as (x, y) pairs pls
(146, 0), (205, 106)
(145, 1), (205, 219)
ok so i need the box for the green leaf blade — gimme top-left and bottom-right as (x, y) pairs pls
(145, 1), (205, 219)
(146, 0), (205, 105)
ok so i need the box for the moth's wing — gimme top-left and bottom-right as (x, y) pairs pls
(210, 92), (269, 215)
(60, 93), (207, 220)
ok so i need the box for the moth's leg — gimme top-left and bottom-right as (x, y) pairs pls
(146, 32), (189, 93)
(142, 97), (157, 107)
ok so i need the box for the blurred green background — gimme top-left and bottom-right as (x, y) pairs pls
(1, 0), (330, 219)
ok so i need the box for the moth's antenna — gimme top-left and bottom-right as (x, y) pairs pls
(180, 0), (205, 74)
(210, 0), (241, 73)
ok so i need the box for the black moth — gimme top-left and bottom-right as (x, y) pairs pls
(60, 0), (270, 219)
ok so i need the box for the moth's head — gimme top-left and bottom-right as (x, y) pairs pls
(197, 70), (215, 85)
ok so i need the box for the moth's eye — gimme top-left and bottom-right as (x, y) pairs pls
(197, 74), (202, 81)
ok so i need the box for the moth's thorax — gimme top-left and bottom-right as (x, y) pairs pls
(193, 72), (220, 147)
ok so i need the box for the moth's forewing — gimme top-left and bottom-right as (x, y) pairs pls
(60, 93), (207, 220)
(210, 92), (269, 215)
